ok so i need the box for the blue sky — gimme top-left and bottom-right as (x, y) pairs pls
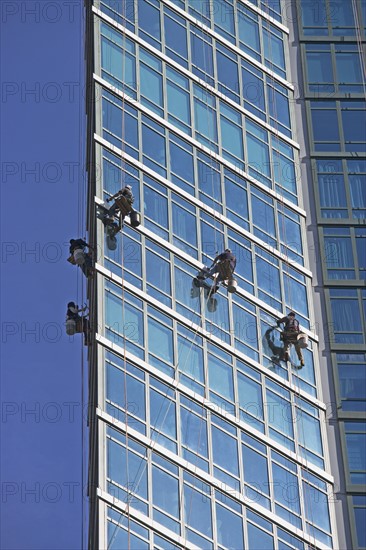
(1, 2), (87, 548)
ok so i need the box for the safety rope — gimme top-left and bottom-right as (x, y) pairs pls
(263, 2), (318, 547)
(107, 1), (131, 546)
(77, 4), (86, 547)
(351, 0), (366, 98)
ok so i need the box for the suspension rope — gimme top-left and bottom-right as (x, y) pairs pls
(77, 3), (87, 547)
(107, 1), (131, 546)
(351, 0), (366, 98)
(262, 2), (318, 548)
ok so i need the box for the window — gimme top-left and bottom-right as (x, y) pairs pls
(143, 176), (168, 239)
(310, 101), (340, 151)
(105, 353), (146, 433)
(353, 495), (366, 549)
(247, 512), (274, 550)
(323, 227), (355, 280)
(242, 435), (270, 509)
(305, 44), (334, 93)
(246, 120), (271, 186)
(142, 118), (166, 176)
(180, 396), (208, 471)
(251, 189), (276, 246)
(217, 43), (239, 102)
(341, 101), (366, 153)
(101, 0), (136, 31)
(139, 49), (163, 116)
(266, 380), (294, 451)
(190, 27), (214, 86)
(337, 353), (366, 411)
(219, 101), (244, 169)
(166, 67), (191, 134)
(242, 60), (265, 121)
(267, 80), (291, 138)
(345, 422), (366, 484)
(335, 45), (364, 92)
(150, 380), (177, 450)
(101, 22), (136, 96)
(237, 366), (264, 432)
(272, 452), (301, 528)
(329, 288), (365, 344)
(302, 470), (332, 546)
(212, 420), (239, 488)
(237, 6), (260, 62)
(263, 22), (286, 78)
(348, 159), (366, 219)
(105, 284), (145, 358)
(152, 462), (180, 532)
(311, 101), (366, 153)
(316, 159), (347, 218)
(138, 0), (161, 49)
(213, 0), (236, 43)
(193, 85), (218, 151)
(148, 309), (174, 375)
(300, 0), (358, 36)
(163, 7), (188, 67)
(296, 398), (324, 469)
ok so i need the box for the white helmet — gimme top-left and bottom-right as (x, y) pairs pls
(126, 185), (132, 190)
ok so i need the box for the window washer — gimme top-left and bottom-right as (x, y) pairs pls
(105, 185), (134, 220)
(102, 185), (140, 240)
(66, 302), (90, 345)
(68, 238), (95, 278)
(203, 248), (237, 291)
(277, 312), (305, 367)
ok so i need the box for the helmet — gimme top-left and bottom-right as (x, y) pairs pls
(288, 311), (295, 317)
(225, 248), (232, 253)
(126, 185), (132, 190)
(68, 302), (76, 308)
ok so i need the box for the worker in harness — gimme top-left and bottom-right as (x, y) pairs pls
(277, 312), (305, 367)
(197, 249), (237, 291)
(207, 248), (237, 279)
(66, 302), (90, 345)
(100, 186), (141, 249)
(68, 238), (95, 278)
(105, 185), (134, 220)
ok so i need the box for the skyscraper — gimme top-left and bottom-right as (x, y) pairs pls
(84, 1), (365, 548)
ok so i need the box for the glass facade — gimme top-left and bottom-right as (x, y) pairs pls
(296, 0), (366, 548)
(82, 0), (363, 548)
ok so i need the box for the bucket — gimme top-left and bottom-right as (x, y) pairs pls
(66, 319), (76, 335)
(227, 277), (237, 293)
(107, 235), (117, 251)
(297, 333), (309, 348)
(73, 248), (85, 266)
(207, 297), (217, 313)
(130, 210), (141, 228)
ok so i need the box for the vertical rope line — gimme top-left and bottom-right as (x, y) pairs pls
(107, 1), (130, 546)
(351, 0), (366, 98)
(263, 2), (317, 548)
(120, 1), (131, 546)
(77, 2), (86, 547)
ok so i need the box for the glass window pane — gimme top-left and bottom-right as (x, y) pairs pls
(248, 523), (274, 550)
(216, 504), (244, 549)
(148, 318), (173, 364)
(184, 484), (212, 538)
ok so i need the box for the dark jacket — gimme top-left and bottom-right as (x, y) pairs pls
(67, 304), (81, 321)
(69, 239), (88, 254)
(277, 315), (300, 332)
(214, 251), (237, 270)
